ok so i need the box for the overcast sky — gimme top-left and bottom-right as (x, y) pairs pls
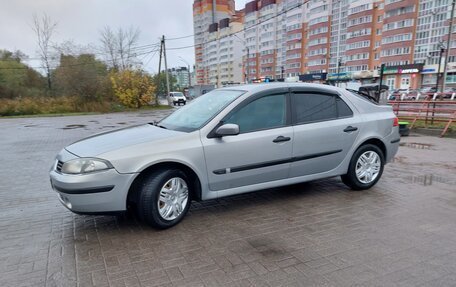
(0, 0), (248, 74)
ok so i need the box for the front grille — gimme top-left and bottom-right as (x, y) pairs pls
(56, 160), (63, 172)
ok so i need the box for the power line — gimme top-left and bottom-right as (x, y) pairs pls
(166, 0), (309, 51)
(166, 34), (195, 41)
(0, 42), (161, 62)
(0, 48), (157, 70)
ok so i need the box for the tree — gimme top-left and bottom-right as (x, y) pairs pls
(110, 69), (155, 108)
(0, 50), (45, 98)
(32, 13), (57, 90)
(54, 40), (95, 56)
(99, 26), (140, 71)
(53, 54), (110, 101)
(153, 72), (177, 97)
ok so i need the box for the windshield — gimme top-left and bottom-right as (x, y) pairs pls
(159, 89), (245, 132)
(172, 92), (184, 97)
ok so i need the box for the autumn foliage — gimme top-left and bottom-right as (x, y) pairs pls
(110, 69), (155, 108)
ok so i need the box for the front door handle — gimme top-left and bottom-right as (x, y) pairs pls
(273, 136), (291, 143)
(343, 126), (358, 133)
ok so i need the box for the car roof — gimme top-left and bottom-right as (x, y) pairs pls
(217, 83), (347, 94)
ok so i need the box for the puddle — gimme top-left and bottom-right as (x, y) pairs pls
(408, 174), (452, 186)
(101, 125), (117, 129)
(400, 142), (433, 150)
(88, 120), (99, 124)
(117, 122), (127, 125)
(24, 124), (38, 128)
(62, 124), (86, 130)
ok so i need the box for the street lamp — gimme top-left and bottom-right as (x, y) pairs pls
(336, 58), (343, 87)
(178, 56), (191, 88)
(232, 33), (249, 84)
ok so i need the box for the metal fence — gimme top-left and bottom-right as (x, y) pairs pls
(388, 99), (456, 137)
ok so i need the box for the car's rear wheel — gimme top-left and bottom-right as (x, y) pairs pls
(341, 144), (384, 190)
(137, 169), (191, 229)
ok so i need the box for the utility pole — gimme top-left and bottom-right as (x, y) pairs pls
(442, 0), (456, 92)
(378, 63), (385, 95)
(156, 37), (163, 106)
(436, 46), (445, 92)
(162, 35), (171, 97)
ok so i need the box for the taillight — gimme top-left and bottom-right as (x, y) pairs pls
(393, 117), (399, 127)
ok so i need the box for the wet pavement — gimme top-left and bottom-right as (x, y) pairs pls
(1, 111), (456, 287)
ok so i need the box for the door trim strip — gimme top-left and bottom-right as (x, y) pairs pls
(213, 149), (342, 175)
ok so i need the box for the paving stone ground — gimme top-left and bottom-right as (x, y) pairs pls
(1, 110), (456, 287)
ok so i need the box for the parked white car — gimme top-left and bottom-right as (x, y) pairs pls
(167, 92), (186, 106)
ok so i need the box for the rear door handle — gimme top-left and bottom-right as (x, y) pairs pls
(343, 126), (358, 133)
(273, 136), (291, 143)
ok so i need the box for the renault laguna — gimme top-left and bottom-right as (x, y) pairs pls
(50, 83), (400, 229)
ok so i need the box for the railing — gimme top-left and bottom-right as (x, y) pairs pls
(388, 100), (456, 137)
(390, 92), (456, 101)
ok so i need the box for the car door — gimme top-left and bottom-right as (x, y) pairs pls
(201, 89), (293, 191)
(289, 89), (360, 178)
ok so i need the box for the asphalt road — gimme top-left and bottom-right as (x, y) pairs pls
(1, 111), (456, 287)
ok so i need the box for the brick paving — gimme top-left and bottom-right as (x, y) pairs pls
(1, 110), (456, 287)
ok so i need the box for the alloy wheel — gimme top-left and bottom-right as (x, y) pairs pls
(157, 177), (189, 221)
(355, 151), (381, 184)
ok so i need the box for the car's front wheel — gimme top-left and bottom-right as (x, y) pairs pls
(341, 144), (384, 190)
(137, 169), (191, 229)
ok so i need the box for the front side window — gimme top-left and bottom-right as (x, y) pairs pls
(224, 94), (287, 133)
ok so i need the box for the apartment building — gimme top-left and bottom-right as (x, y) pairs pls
(168, 67), (191, 88)
(193, 0), (235, 85)
(193, 0), (456, 90)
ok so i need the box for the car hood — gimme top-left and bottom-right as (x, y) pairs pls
(65, 124), (183, 157)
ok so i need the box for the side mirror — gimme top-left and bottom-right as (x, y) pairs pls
(215, 123), (239, 137)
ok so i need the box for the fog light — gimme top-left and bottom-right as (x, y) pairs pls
(58, 194), (72, 209)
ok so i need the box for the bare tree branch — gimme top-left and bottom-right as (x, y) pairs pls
(99, 26), (140, 70)
(32, 13), (57, 90)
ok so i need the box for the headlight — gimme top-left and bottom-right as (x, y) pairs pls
(61, 158), (113, 174)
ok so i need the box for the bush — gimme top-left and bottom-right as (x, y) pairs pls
(0, 96), (112, 116)
(111, 69), (155, 108)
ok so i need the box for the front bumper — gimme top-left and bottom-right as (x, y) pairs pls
(50, 150), (137, 213)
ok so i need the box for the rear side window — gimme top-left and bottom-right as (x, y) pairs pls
(293, 93), (337, 124)
(292, 93), (353, 124)
(336, 97), (353, 117)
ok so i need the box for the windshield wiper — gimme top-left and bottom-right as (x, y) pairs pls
(150, 121), (167, 129)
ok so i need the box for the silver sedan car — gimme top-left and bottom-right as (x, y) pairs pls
(50, 83), (400, 228)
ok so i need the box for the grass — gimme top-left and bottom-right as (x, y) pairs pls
(0, 96), (171, 118)
(409, 119), (454, 129)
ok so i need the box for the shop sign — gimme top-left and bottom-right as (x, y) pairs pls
(299, 73), (327, 81)
(353, 70), (373, 79)
(327, 72), (352, 80)
(447, 62), (456, 73)
(382, 64), (423, 75)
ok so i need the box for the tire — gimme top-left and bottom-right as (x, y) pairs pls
(341, 144), (384, 190)
(137, 169), (192, 229)
(183, 101), (186, 105)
